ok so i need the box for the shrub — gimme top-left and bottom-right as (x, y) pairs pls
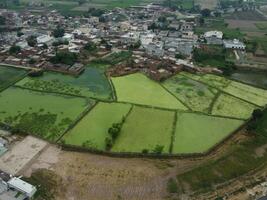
(153, 145), (164, 154)
(167, 178), (178, 193)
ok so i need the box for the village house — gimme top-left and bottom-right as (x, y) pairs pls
(204, 30), (223, 45)
(223, 39), (246, 50)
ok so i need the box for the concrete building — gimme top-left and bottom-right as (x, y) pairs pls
(8, 177), (37, 198)
(223, 39), (246, 50)
(204, 30), (223, 45)
(121, 32), (140, 44)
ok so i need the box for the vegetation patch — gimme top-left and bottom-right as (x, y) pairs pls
(0, 65), (26, 90)
(173, 112), (244, 154)
(111, 73), (187, 110)
(16, 67), (113, 100)
(112, 106), (175, 153)
(177, 108), (267, 193)
(0, 87), (91, 141)
(62, 102), (131, 150)
(163, 74), (218, 113)
(212, 93), (258, 119)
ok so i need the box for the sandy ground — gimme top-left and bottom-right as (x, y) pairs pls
(0, 136), (47, 175)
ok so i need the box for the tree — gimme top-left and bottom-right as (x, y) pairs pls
(27, 35), (37, 47)
(84, 41), (97, 52)
(105, 137), (113, 150)
(17, 31), (24, 37)
(53, 27), (65, 38)
(153, 145), (164, 154)
(0, 16), (6, 25)
(252, 109), (263, 120)
(201, 9), (211, 17)
(9, 45), (21, 55)
(78, 0), (86, 5)
(50, 51), (77, 65)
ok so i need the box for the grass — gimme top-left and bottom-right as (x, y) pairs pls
(177, 109), (267, 193)
(112, 106), (175, 153)
(0, 87), (91, 141)
(62, 102), (131, 150)
(163, 74), (218, 113)
(0, 65), (27, 91)
(91, 51), (132, 66)
(172, 112), (244, 154)
(255, 22), (267, 30)
(16, 67), (113, 100)
(195, 18), (244, 39)
(111, 73), (188, 110)
(212, 93), (258, 119)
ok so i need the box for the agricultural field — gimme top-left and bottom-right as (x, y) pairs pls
(62, 102), (131, 150)
(172, 112), (244, 154)
(212, 93), (258, 119)
(111, 73), (187, 110)
(112, 106), (175, 153)
(16, 67), (113, 100)
(0, 65), (27, 91)
(0, 87), (92, 141)
(224, 81), (267, 107)
(163, 74), (218, 113)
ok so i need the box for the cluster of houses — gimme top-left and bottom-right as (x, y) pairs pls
(0, 3), (246, 76)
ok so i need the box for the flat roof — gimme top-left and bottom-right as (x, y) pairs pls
(8, 177), (36, 196)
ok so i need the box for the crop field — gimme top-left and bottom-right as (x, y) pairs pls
(172, 112), (244, 154)
(0, 87), (91, 141)
(163, 74), (218, 113)
(212, 94), (258, 119)
(62, 102), (131, 150)
(111, 73), (187, 110)
(224, 81), (267, 107)
(112, 106), (174, 153)
(0, 65), (27, 91)
(16, 67), (113, 100)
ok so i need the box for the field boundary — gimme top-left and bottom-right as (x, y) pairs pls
(181, 72), (262, 108)
(0, 70), (28, 93)
(56, 101), (99, 143)
(169, 110), (178, 154)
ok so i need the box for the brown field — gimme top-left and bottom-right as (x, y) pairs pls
(226, 19), (267, 37)
(195, 0), (218, 10)
(226, 11), (266, 21)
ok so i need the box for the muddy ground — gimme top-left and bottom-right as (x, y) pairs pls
(21, 130), (253, 200)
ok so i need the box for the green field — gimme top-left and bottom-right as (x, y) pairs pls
(224, 81), (267, 107)
(112, 106), (175, 153)
(163, 74), (218, 113)
(0, 65), (26, 91)
(0, 87), (92, 141)
(62, 102), (131, 150)
(111, 73), (187, 110)
(173, 112), (244, 153)
(16, 67), (113, 100)
(212, 94), (258, 119)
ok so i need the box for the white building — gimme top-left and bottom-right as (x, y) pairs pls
(204, 31), (223, 44)
(8, 177), (37, 198)
(223, 39), (246, 50)
(121, 32), (140, 44)
(37, 35), (54, 45)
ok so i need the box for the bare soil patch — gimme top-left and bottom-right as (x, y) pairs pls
(0, 136), (47, 175)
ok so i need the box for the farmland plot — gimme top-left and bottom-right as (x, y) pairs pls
(112, 106), (175, 153)
(62, 102), (131, 150)
(163, 74), (218, 113)
(0, 87), (91, 141)
(0, 65), (26, 91)
(173, 112), (244, 154)
(212, 94), (258, 119)
(223, 81), (267, 107)
(111, 73), (187, 110)
(16, 67), (113, 100)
